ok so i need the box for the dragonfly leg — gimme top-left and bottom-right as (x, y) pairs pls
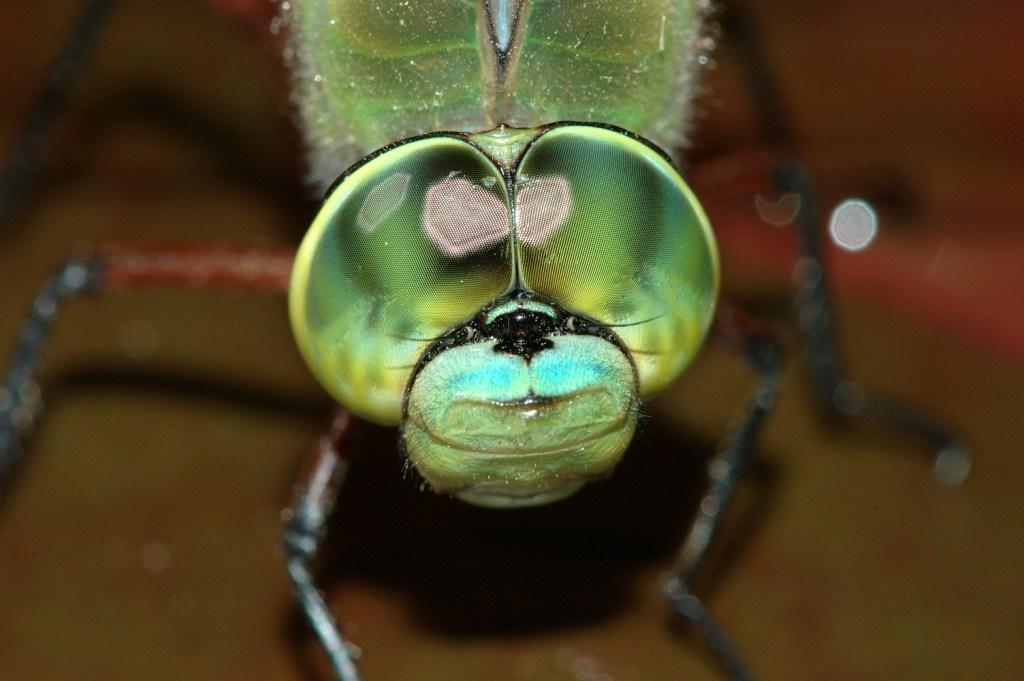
(0, 244), (293, 491)
(662, 305), (782, 681)
(0, 0), (117, 225)
(722, 5), (970, 486)
(776, 161), (971, 486)
(282, 409), (363, 681)
(0, 256), (102, 485)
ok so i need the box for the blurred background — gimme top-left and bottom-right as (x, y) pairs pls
(0, 1), (1021, 680)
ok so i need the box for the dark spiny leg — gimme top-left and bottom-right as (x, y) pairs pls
(282, 409), (362, 681)
(662, 306), (782, 681)
(0, 257), (102, 483)
(0, 244), (294, 492)
(786, 216), (975, 483)
(777, 164), (970, 486)
(0, 0), (118, 225)
(722, 5), (970, 486)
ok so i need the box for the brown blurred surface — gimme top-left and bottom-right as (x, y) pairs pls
(0, 2), (1022, 680)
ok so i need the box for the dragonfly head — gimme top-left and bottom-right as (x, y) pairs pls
(401, 293), (638, 507)
(288, 123), (719, 509)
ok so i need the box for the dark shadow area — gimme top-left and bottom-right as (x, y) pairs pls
(0, 362), (330, 504)
(282, 412), (783, 651)
(52, 363), (330, 418)
(320, 417), (708, 637)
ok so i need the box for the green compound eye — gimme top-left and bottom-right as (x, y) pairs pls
(289, 136), (514, 424)
(514, 125), (719, 396)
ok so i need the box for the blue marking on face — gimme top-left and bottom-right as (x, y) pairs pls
(441, 345), (529, 401)
(531, 337), (633, 397)
(423, 336), (631, 404)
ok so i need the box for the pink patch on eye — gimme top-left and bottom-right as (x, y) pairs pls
(516, 176), (572, 247)
(422, 177), (510, 256)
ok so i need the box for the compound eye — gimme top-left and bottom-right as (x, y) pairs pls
(513, 125), (719, 395)
(289, 136), (514, 424)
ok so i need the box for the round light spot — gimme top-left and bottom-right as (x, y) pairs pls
(829, 199), (878, 252)
(933, 446), (971, 488)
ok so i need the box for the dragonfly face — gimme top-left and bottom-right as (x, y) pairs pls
(402, 292), (639, 507)
(289, 123), (718, 506)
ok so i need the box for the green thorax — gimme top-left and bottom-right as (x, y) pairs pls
(284, 0), (707, 188)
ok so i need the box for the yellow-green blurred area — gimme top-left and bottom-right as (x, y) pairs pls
(0, 1), (1021, 680)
